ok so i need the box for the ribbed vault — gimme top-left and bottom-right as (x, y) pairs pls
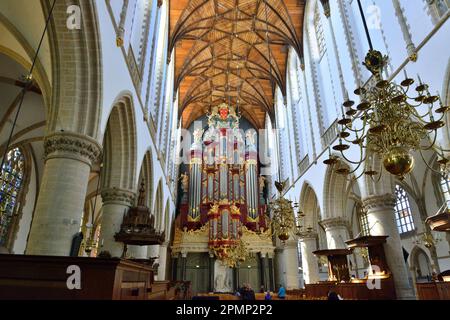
(169, 0), (305, 128)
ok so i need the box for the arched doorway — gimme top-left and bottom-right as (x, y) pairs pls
(410, 246), (433, 283)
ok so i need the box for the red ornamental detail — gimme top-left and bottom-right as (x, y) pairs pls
(219, 106), (229, 120)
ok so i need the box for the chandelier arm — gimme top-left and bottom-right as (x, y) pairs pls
(418, 148), (445, 175)
(419, 130), (439, 151)
(370, 161), (384, 183)
(343, 124), (366, 134)
(338, 144), (367, 165)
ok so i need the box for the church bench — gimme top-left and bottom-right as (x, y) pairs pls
(0, 254), (154, 300)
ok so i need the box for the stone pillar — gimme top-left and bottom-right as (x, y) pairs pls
(233, 265), (239, 291)
(171, 254), (178, 280)
(298, 232), (320, 285)
(158, 243), (168, 280)
(363, 194), (416, 299)
(276, 240), (300, 290)
(209, 254), (215, 292)
(99, 188), (135, 258)
(180, 252), (187, 281)
(26, 132), (101, 256)
(260, 253), (267, 291)
(321, 217), (349, 249)
(268, 253), (275, 291)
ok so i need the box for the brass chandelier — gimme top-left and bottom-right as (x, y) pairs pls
(269, 181), (296, 242)
(215, 239), (250, 268)
(325, 0), (449, 180)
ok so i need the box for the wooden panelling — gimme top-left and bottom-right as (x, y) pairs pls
(0, 254), (153, 300)
(417, 282), (450, 300)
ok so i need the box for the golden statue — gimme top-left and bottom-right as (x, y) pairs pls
(209, 203), (219, 215)
(230, 203), (240, 216)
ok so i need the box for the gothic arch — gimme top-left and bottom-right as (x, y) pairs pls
(443, 58), (450, 148)
(408, 245), (433, 280)
(44, 0), (103, 138)
(137, 150), (155, 210)
(164, 198), (171, 238)
(154, 179), (164, 231)
(323, 160), (351, 220)
(299, 182), (321, 231)
(102, 94), (137, 191)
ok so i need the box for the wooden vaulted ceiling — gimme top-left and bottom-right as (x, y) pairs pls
(169, 0), (306, 128)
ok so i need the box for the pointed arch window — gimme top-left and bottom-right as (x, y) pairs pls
(313, 4), (326, 59)
(439, 173), (450, 204)
(357, 204), (370, 237)
(0, 148), (26, 247)
(394, 185), (416, 234)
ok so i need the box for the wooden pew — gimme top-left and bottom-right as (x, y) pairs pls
(417, 282), (450, 300)
(0, 254), (154, 300)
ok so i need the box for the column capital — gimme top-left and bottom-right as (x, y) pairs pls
(320, 217), (348, 231)
(363, 194), (396, 210)
(44, 131), (102, 167)
(101, 188), (135, 206)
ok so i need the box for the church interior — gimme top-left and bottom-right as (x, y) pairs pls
(0, 0), (450, 301)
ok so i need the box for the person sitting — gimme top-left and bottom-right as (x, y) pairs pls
(327, 291), (343, 300)
(277, 285), (286, 299)
(264, 290), (272, 300)
(240, 283), (256, 300)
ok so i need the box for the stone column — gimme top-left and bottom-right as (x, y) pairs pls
(171, 254), (178, 280)
(260, 252), (267, 291)
(276, 240), (300, 290)
(99, 188), (135, 258)
(268, 253), (275, 291)
(180, 252), (187, 281)
(363, 194), (415, 299)
(298, 232), (320, 285)
(320, 217), (349, 249)
(209, 254), (215, 292)
(158, 242), (168, 280)
(26, 132), (101, 256)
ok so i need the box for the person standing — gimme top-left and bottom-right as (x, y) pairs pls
(277, 284), (286, 299)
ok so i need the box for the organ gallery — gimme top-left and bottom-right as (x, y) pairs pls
(171, 104), (275, 293)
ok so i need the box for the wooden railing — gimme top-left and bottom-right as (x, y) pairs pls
(0, 254), (154, 300)
(417, 282), (450, 300)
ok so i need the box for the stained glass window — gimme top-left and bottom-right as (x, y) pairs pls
(439, 173), (450, 204)
(357, 204), (370, 236)
(394, 185), (415, 234)
(314, 4), (326, 59)
(0, 148), (25, 246)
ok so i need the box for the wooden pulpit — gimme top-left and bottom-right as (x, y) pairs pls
(345, 235), (390, 276)
(313, 249), (353, 282)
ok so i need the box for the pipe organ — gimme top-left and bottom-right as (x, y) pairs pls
(175, 104), (273, 266)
